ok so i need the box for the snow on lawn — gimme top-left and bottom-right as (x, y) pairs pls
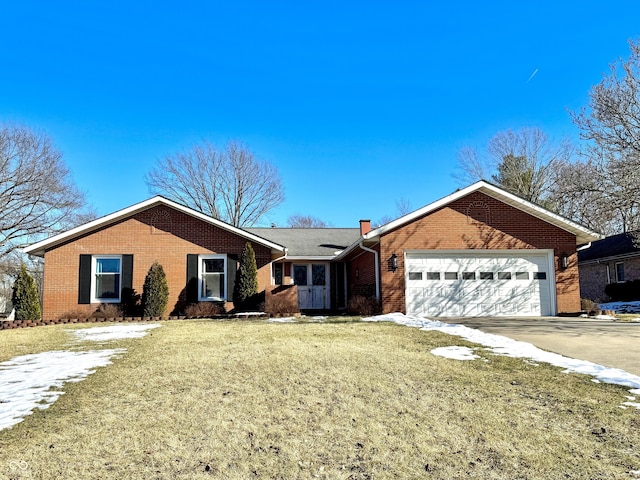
(431, 346), (479, 361)
(0, 323), (161, 431)
(364, 313), (640, 408)
(72, 323), (161, 342)
(0, 349), (125, 430)
(599, 300), (640, 315)
(268, 317), (296, 323)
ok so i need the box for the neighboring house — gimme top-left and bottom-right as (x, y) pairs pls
(578, 232), (640, 302)
(24, 181), (601, 319)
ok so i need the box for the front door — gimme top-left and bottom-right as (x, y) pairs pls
(293, 263), (328, 309)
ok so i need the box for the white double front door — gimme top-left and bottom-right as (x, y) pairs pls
(293, 263), (329, 309)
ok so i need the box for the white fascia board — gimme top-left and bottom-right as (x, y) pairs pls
(283, 256), (337, 261)
(23, 196), (287, 257)
(365, 181), (602, 245)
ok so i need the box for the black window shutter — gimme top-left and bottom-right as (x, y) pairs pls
(121, 255), (133, 291)
(186, 254), (199, 303)
(78, 254), (92, 304)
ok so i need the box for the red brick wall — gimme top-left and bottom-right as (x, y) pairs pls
(348, 248), (378, 298)
(579, 256), (640, 302)
(42, 206), (273, 319)
(378, 191), (579, 314)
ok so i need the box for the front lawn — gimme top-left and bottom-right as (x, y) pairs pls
(1, 318), (639, 479)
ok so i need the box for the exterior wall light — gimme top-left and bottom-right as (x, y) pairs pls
(390, 253), (398, 272)
(561, 253), (568, 269)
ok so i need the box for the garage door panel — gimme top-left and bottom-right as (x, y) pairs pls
(405, 251), (554, 317)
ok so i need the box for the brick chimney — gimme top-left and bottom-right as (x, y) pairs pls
(359, 219), (371, 236)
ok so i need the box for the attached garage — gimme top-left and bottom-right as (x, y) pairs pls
(337, 181), (603, 316)
(405, 250), (555, 317)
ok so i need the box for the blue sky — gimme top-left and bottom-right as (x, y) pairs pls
(2, 2), (639, 227)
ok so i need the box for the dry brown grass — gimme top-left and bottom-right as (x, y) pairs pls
(1, 319), (639, 479)
(0, 323), (74, 361)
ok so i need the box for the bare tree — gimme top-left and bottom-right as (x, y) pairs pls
(0, 124), (89, 258)
(146, 140), (285, 227)
(454, 127), (571, 208)
(568, 38), (640, 234)
(374, 197), (413, 228)
(287, 214), (330, 228)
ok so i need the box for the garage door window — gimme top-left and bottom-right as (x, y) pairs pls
(444, 272), (458, 280)
(462, 272), (475, 280)
(408, 272), (422, 281)
(533, 272), (547, 280)
(515, 271), (529, 280)
(480, 272), (494, 280)
(426, 272), (441, 280)
(498, 272), (511, 280)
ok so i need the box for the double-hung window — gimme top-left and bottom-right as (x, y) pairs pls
(199, 254), (226, 301)
(616, 262), (625, 283)
(91, 255), (122, 303)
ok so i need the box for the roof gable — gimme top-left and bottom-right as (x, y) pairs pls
(23, 196), (287, 257)
(366, 181), (602, 245)
(336, 181), (602, 261)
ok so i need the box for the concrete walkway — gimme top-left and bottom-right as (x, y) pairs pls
(439, 317), (640, 376)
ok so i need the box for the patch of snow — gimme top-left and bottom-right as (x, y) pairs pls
(72, 324), (161, 342)
(599, 300), (640, 314)
(364, 313), (640, 409)
(0, 349), (124, 430)
(431, 346), (479, 361)
(268, 317), (296, 323)
(591, 314), (616, 320)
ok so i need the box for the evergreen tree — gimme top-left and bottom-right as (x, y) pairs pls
(12, 264), (41, 320)
(233, 242), (258, 310)
(142, 261), (169, 317)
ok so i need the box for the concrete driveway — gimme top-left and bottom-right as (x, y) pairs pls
(439, 317), (640, 376)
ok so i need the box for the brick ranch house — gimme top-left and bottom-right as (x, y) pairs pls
(24, 181), (601, 319)
(578, 231), (640, 302)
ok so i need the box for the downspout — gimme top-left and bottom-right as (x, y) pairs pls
(358, 241), (380, 301)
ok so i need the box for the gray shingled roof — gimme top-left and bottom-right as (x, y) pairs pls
(246, 228), (361, 257)
(578, 231), (640, 263)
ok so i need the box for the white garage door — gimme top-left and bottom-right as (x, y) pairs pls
(405, 250), (555, 317)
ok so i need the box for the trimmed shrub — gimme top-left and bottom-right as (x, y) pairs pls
(184, 302), (225, 318)
(347, 295), (380, 316)
(233, 242), (259, 310)
(91, 303), (123, 318)
(142, 261), (169, 317)
(604, 280), (640, 302)
(12, 264), (41, 321)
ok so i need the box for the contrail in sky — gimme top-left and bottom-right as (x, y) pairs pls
(526, 68), (539, 83)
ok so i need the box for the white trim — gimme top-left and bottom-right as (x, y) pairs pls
(23, 196), (287, 257)
(90, 255), (122, 304)
(284, 255), (336, 261)
(198, 254), (227, 302)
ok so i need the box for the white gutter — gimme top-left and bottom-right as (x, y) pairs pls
(358, 241), (380, 301)
(577, 242), (592, 252)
